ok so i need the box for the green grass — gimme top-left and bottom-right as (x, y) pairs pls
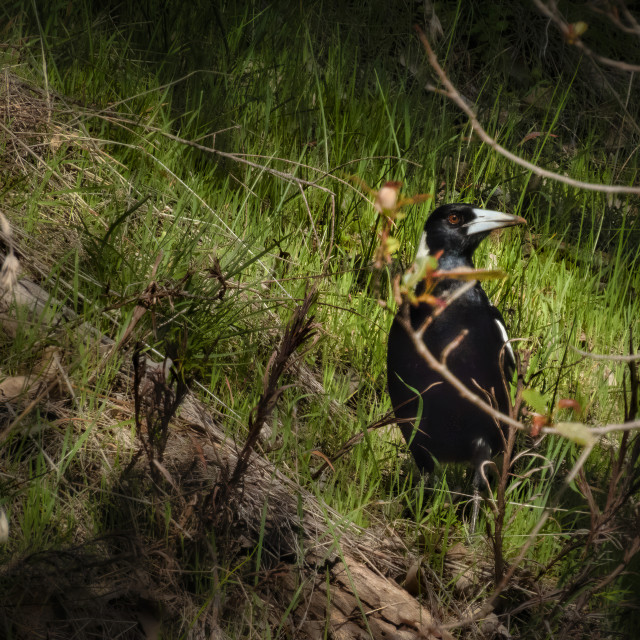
(1, 0), (639, 637)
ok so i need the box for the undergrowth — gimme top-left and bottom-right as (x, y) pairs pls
(0, 1), (639, 638)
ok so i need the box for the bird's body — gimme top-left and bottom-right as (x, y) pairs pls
(388, 278), (513, 472)
(387, 204), (524, 475)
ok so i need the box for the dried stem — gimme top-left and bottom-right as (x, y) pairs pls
(533, 0), (640, 73)
(395, 310), (639, 630)
(227, 288), (319, 488)
(129, 346), (190, 486)
(398, 307), (640, 438)
(592, 0), (640, 37)
(488, 351), (530, 585)
(394, 310), (524, 432)
(570, 344), (640, 362)
(394, 285), (632, 631)
(443, 442), (595, 632)
(414, 25), (640, 195)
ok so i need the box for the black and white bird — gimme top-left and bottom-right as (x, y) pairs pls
(387, 203), (525, 523)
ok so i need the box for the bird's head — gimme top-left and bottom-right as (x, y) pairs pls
(416, 203), (526, 266)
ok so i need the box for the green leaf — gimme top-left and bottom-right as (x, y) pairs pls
(386, 236), (401, 254)
(555, 422), (597, 447)
(402, 255), (438, 289)
(434, 267), (507, 281)
(523, 388), (548, 415)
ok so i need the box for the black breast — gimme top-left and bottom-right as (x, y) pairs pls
(387, 282), (513, 473)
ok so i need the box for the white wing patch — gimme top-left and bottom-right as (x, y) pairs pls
(494, 317), (515, 362)
(416, 231), (430, 259)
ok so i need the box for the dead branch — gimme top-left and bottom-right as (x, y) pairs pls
(577, 419), (640, 435)
(488, 351), (530, 586)
(570, 344), (640, 361)
(394, 308), (524, 432)
(396, 304), (640, 439)
(395, 288), (639, 630)
(526, 332), (640, 628)
(443, 442), (595, 632)
(534, 0), (640, 72)
(129, 346), (190, 486)
(393, 288), (603, 631)
(413, 26), (640, 195)
(592, 0), (640, 37)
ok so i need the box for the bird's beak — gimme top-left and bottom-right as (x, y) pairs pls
(465, 209), (526, 235)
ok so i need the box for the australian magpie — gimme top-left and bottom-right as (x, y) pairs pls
(387, 203), (525, 525)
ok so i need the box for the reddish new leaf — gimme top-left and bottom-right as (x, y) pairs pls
(558, 398), (582, 413)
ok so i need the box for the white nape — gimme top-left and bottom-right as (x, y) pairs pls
(416, 231), (430, 259)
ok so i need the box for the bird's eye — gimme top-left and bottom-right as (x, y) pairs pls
(448, 214), (461, 225)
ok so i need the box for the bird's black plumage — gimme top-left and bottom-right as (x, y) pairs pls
(387, 203), (525, 474)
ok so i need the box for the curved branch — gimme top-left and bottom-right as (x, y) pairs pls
(395, 300), (640, 440)
(413, 26), (640, 195)
(533, 0), (640, 73)
(591, 0), (640, 38)
(395, 311), (525, 432)
(440, 442), (595, 631)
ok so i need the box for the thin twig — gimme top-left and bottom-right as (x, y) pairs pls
(414, 25), (640, 195)
(398, 304), (640, 438)
(533, 0), (640, 73)
(442, 442), (594, 631)
(395, 312), (524, 432)
(570, 344), (640, 362)
(592, 0), (640, 37)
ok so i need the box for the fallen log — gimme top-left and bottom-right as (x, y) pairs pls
(177, 397), (449, 639)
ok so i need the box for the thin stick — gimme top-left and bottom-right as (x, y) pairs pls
(414, 26), (640, 195)
(442, 443), (595, 632)
(570, 345), (640, 362)
(400, 310), (640, 438)
(533, 0), (640, 73)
